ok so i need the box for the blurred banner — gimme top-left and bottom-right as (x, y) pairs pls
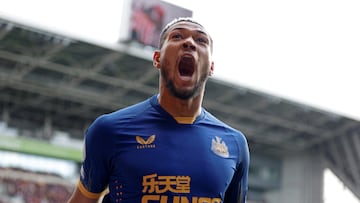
(0, 135), (82, 162)
(119, 0), (192, 48)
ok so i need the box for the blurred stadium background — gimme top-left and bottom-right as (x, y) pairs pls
(0, 0), (360, 202)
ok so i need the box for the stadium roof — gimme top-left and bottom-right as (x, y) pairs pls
(0, 18), (359, 197)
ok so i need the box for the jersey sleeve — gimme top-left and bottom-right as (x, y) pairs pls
(78, 115), (113, 198)
(224, 132), (250, 203)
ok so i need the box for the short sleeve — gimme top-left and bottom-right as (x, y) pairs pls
(79, 115), (113, 196)
(224, 132), (250, 203)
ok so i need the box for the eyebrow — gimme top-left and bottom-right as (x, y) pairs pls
(170, 27), (209, 37)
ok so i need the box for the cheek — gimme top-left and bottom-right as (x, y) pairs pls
(160, 56), (174, 71)
(200, 59), (211, 72)
(160, 59), (170, 69)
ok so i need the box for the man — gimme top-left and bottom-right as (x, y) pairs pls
(67, 17), (250, 203)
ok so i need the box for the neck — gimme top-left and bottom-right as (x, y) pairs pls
(158, 91), (203, 118)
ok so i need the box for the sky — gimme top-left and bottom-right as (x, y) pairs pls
(0, 0), (359, 202)
(0, 0), (359, 121)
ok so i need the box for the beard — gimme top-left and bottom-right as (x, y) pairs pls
(160, 66), (209, 100)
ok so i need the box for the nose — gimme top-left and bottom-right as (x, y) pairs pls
(182, 38), (196, 51)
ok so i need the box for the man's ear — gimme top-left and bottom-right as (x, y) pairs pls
(153, 50), (161, 69)
(209, 61), (214, 76)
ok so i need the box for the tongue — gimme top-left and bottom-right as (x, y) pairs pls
(179, 57), (194, 76)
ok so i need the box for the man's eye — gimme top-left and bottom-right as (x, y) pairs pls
(172, 34), (182, 39)
(196, 37), (208, 44)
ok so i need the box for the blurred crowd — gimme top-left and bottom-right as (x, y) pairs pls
(0, 167), (75, 203)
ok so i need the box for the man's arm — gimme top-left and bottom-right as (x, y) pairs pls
(223, 166), (248, 203)
(67, 187), (99, 203)
(224, 133), (250, 203)
(68, 115), (111, 203)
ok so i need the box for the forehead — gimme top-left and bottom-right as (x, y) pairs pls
(167, 21), (210, 36)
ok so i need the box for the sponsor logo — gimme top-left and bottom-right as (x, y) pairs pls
(141, 173), (221, 203)
(136, 135), (156, 149)
(211, 136), (229, 158)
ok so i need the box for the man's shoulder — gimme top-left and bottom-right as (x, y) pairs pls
(86, 97), (154, 137)
(203, 110), (247, 139)
(113, 97), (152, 116)
(101, 96), (154, 123)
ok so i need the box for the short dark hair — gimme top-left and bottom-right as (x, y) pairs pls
(158, 17), (213, 52)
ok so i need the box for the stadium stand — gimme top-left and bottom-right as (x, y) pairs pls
(0, 17), (359, 202)
(0, 167), (74, 203)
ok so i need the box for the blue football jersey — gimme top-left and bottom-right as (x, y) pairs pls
(78, 94), (249, 203)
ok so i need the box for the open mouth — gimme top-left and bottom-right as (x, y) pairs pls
(178, 55), (195, 77)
